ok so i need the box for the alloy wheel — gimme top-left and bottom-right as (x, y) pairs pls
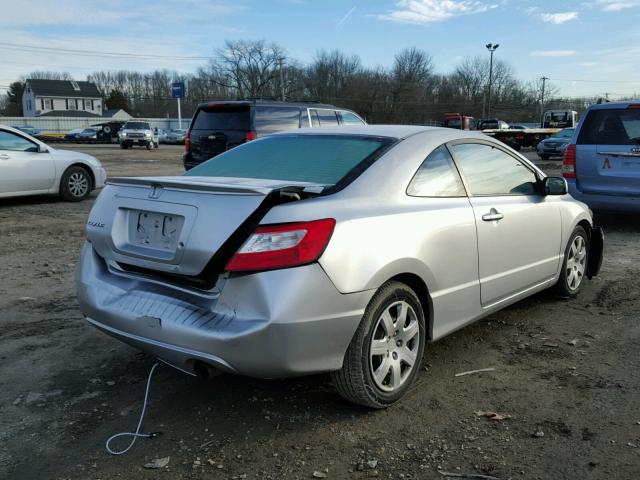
(68, 171), (89, 198)
(369, 300), (420, 392)
(566, 235), (587, 291)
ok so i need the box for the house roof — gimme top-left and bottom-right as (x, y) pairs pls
(103, 108), (132, 118)
(26, 79), (102, 98)
(39, 110), (101, 118)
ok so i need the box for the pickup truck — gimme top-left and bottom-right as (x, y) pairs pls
(118, 121), (159, 150)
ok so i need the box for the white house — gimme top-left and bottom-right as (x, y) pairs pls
(22, 79), (103, 117)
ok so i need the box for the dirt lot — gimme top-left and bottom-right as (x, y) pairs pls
(1, 145), (639, 480)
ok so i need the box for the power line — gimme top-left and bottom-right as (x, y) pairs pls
(0, 42), (213, 61)
(548, 77), (640, 84)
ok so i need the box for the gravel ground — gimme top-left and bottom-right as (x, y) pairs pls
(1, 145), (639, 480)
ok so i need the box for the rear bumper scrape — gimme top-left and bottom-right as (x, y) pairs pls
(77, 243), (374, 378)
(586, 225), (604, 279)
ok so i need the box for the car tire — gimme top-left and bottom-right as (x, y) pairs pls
(331, 281), (426, 408)
(120, 143), (128, 149)
(146, 141), (153, 150)
(60, 166), (92, 201)
(553, 225), (589, 298)
(539, 154), (549, 160)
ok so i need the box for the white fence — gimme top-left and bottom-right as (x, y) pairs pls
(0, 117), (187, 133)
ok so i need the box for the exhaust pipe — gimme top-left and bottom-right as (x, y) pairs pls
(193, 360), (222, 380)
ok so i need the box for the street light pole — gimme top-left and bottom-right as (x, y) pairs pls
(540, 76), (549, 125)
(485, 43), (499, 118)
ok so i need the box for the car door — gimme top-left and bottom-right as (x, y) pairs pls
(0, 129), (56, 195)
(448, 141), (562, 307)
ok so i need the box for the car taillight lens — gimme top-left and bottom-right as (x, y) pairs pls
(562, 144), (576, 178)
(225, 219), (336, 272)
(184, 129), (191, 151)
(246, 131), (257, 141)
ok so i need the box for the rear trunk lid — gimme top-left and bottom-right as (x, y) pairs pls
(86, 176), (323, 284)
(189, 104), (252, 164)
(575, 105), (640, 196)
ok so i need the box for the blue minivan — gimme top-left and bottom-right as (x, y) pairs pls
(564, 101), (640, 212)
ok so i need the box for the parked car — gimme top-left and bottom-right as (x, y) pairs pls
(65, 128), (84, 140)
(536, 128), (575, 159)
(563, 101), (640, 212)
(0, 125), (106, 201)
(77, 125), (603, 408)
(12, 125), (40, 136)
(91, 121), (125, 143)
(118, 121), (159, 149)
(183, 100), (366, 170)
(478, 119), (509, 130)
(78, 128), (98, 141)
(165, 129), (187, 144)
(154, 128), (169, 143)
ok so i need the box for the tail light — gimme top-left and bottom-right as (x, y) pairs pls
(226, 219), (336, 272)
(184, 129), (191, 151)
(562, 144), (576, 178)
(246, 131), (257, 141)
(628, 104), (640, 109)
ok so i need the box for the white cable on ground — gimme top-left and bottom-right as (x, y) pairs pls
(105, 362), (161, 455)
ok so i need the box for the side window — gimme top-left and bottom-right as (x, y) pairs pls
(407, 145), (466, 197)
(0, 131), (38, 152)
(339, 111), (365, 125)
(449, 143), (538, 196)
(310, 110), (320, 127)
(316, 109), (339, 126)
(254, 107), (301, 134)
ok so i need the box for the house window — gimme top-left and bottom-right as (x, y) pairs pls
(44, 98), (52, 110)
(68, 99), (77, 110)
(85, 99), (93, 110)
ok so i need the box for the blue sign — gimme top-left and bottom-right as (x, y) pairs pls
(171, 82), (185, 99)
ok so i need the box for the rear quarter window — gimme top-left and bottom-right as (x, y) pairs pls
(254, 106), (302, 134)
(577, 108), (640, 145)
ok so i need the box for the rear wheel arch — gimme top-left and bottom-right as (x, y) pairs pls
(386, 273), (433, 342)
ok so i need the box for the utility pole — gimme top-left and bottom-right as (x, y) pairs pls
(278, 57), (285, 101)
(540, 76), (549, 126)
(485, 43), (499, 117)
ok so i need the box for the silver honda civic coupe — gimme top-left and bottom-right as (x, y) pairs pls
(77, 125), (603, 408)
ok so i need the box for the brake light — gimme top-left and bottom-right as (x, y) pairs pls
(246, 131), (257, 141)
(562, 144), (576, 178)
(225, 219), (336, 272)
(184, 129), (190, 151)
(628, 104), (640, 109)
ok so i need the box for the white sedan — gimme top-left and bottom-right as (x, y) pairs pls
(0, 125), (107, 201)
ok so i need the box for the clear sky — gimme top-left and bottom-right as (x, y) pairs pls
(1, 0), (639, 98)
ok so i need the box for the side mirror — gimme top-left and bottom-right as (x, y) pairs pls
(543, 176), (567, 195)
(38, 144), (48, 153)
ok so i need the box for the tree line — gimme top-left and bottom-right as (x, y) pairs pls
(0, 40), (613, 123)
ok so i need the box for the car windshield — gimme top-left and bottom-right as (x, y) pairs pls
(553, 129), (574, 138)
(481, 121), (498, 129)
(184, 134), (393, 185)
(444, 118), (461, 129)
(124, 122), (150, 129)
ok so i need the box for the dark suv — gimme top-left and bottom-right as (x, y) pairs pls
(183, 101), (366, 170)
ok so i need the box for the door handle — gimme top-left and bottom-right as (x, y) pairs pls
(0, 154), (9, 160)
(482, 208), (504, 222)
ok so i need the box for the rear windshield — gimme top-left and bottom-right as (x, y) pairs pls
(184, 134), (393, 186)
(577, 108), (640, 145)
(124, 122), (150, 129)
(192, 106), (250, 131)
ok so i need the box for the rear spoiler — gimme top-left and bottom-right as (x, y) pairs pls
(107, 176), (330, 196)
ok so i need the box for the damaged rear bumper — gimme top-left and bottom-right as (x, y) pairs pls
(76, 243), (373, 378)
